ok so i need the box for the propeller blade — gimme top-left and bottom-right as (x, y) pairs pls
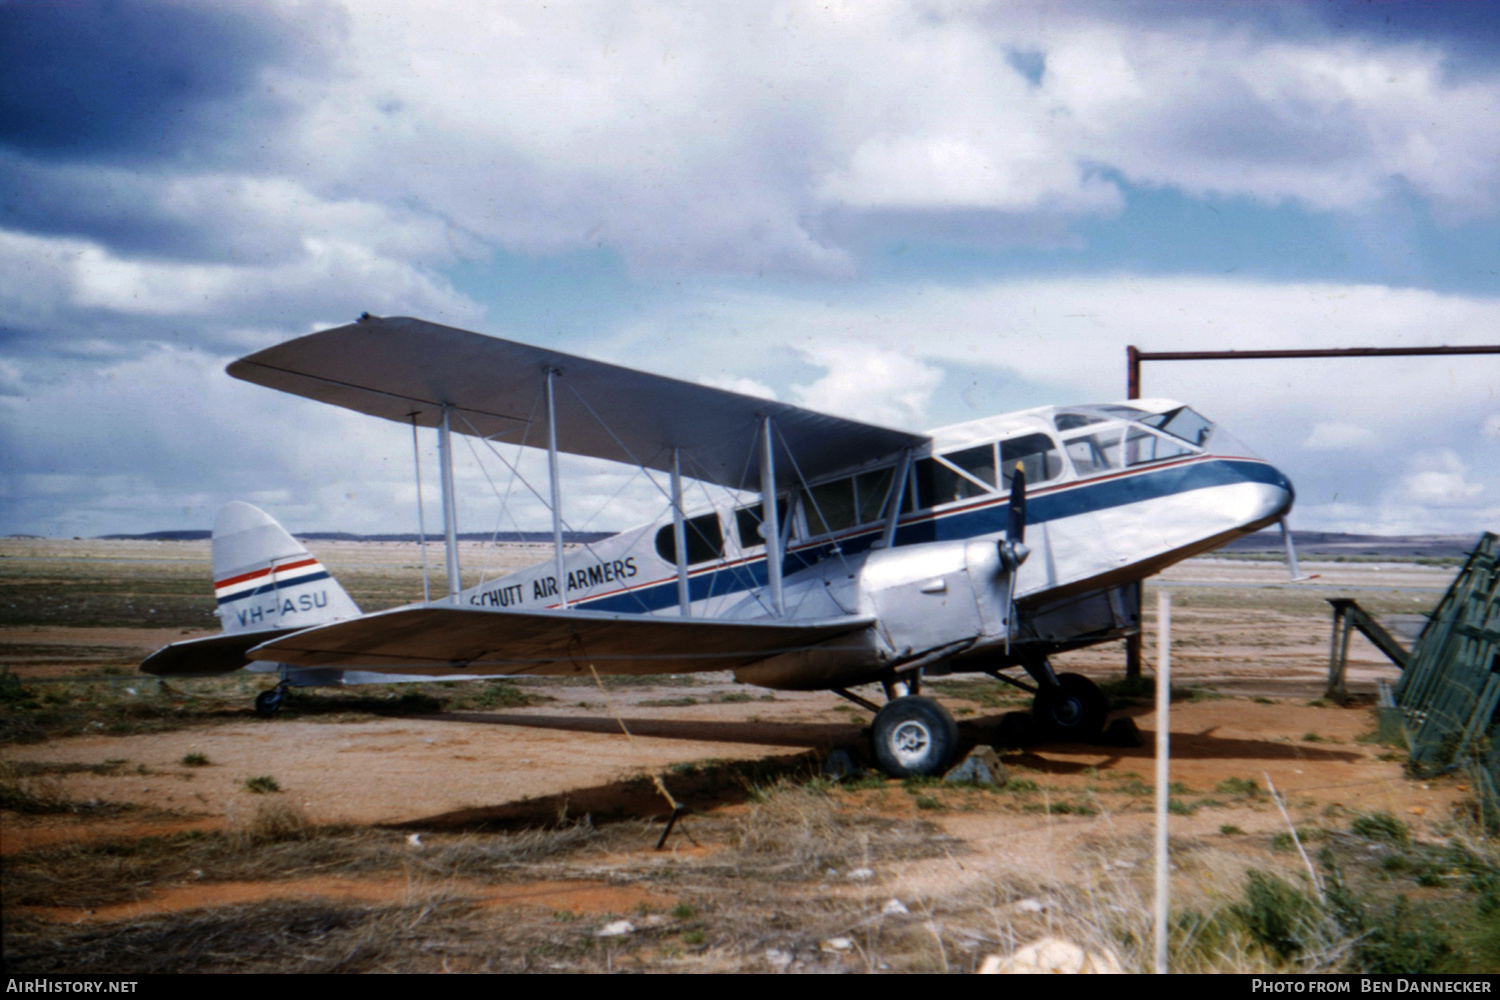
(1002, 461), (1029, 655)
(1004, 569), (1016, 656)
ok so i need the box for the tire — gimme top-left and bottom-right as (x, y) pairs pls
(872, 696), (959, 778)
(254, 689), (283, 718)
(1032, 673), (1107, 740)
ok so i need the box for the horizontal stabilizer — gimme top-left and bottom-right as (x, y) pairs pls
(228, 316), (926, 491)
(141, 627), (306, 677)
(245, 605), (874, 676)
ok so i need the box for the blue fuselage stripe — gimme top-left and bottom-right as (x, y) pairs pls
(216, 571), (331, 606)
(575, 458), (1284, 614)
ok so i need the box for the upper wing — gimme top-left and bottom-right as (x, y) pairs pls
(227, 315), (926, 491)
(244, 605), (875, 676)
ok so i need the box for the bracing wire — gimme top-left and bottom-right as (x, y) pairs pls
(453, 408), (657, 614)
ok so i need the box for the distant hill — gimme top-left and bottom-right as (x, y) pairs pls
(95, 530), (615, 544)
(1220, 529), (1483, 559)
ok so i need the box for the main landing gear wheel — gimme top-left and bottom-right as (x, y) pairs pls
(254, 687), (286, 718)
(872, 696), (959, 778)
(1031, 673), (1107, 741)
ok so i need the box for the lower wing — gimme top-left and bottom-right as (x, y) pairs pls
(141, 628), (305, 677)
(243, 605), (875, 676)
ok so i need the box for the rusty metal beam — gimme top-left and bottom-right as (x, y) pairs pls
(1121, 342), (1499, 682)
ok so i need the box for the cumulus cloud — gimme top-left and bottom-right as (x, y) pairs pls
(698, 375), (779, 401)
(791, 339), (944, 426)
(5, 2), (1500, 537)
(1396, 449), (1485, 506)
(1302, 423), (1380, 451)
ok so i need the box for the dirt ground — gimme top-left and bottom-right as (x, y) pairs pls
(0, 540), (1483, 973)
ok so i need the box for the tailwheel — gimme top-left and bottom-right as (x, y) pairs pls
(1031, 673), (1107, 741)
(871, 696), (958, 778)
(254, 686), (286, 718)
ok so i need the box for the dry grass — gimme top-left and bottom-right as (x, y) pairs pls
(8, 777), (1495, 973)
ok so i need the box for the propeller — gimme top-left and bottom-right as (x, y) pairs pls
(998, 462), (1031, 653)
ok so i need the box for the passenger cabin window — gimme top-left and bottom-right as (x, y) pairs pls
(856, 468), (894, 523)
(795, 464), (898, 537)
(734, 505), (765, 549)
(999, 433), (1063, 486)
(805, 479), (857, 535)
(654, 512), (725, 565)
(915, 445), (996, 509)
(1063, 429), (1124, 475)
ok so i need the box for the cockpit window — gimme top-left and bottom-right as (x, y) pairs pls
(1140, 407), (1214, 447)
(1000, 433), (1063, 486)
(1055, 412), (1107, 432)
(1124, 427), (1196, 466)
(1094, 404), (1148, 418)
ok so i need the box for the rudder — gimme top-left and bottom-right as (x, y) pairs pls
(213, 501), (360, 633)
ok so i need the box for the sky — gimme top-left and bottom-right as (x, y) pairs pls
(2, 0), (1498, 540)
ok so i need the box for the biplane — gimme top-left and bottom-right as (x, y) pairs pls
(141, 315), (1294, 776)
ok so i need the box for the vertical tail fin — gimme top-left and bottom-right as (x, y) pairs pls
(212, 502), (360, 634)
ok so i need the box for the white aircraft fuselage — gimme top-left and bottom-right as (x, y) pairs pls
(456, 397), (1291, 690)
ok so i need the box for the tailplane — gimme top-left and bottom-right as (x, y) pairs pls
(213, 501), (360, 633)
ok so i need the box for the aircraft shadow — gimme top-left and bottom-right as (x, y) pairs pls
(974, 716), (1365, 776)
(441, 710), (861, 750)
(386, 750), (823, 834)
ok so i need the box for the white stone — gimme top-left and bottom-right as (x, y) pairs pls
(595, 920), (635, 937)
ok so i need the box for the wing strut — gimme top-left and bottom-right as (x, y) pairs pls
(438, 404), (461, 600)
(759, 416), (784, 618)
(671, 448), (691, 616)
(878, 449), (913, 549)
(410, 413), (432, 603)
(546, 368), (567, 609)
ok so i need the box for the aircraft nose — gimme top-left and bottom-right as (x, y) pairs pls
(1262, 464), (1295, 519)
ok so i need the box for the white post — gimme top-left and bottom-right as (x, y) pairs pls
(759, 416), (784, 618)
(1153, 589), (1172, 975)
(546, 369), (567, 609)
(671, 448), (690, 616)
(438, 405), (461, 602)
(1280, 518), (1303, 581)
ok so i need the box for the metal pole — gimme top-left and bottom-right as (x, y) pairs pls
(671, 448), (690, 616)
(1126, 348), (1144, 679)
(1280, 518), (1302, 581)
(546, 369), (567, 609)
(438, 406), (461, 601)
(759, 416), (784, 617)
(1153, 589), (1172, 975)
